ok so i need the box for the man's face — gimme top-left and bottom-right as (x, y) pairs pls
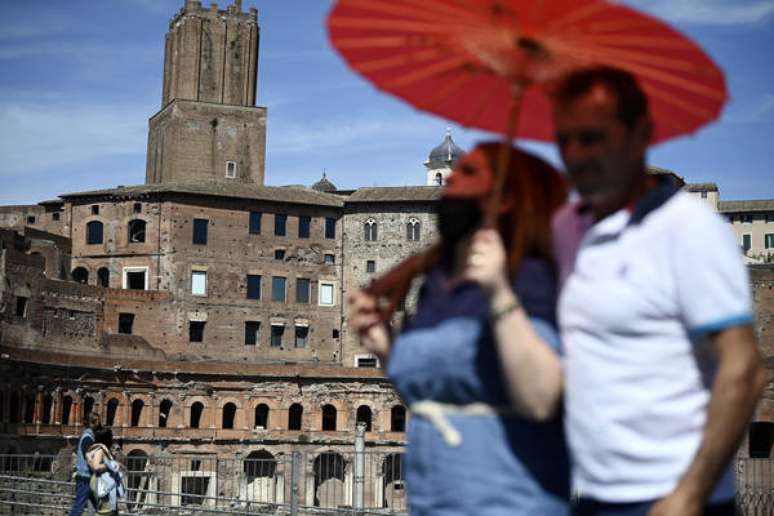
(553, 84), (649, 209)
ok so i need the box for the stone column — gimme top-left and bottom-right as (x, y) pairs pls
(34, 388), (43, 426)
(52, 388), (62, 425)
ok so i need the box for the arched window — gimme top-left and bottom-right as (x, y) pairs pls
(9, 392), (20, 424)
(23, 394), (35, 424)
(41, 394), (53, 424)
(159, 399), (173, 428)
(83, 396), (95, 419)
(313, 452), (346, 507)
(356, 405), (372, 432)
(391, 405), (406, 432)
(244, 450), (276, 479)
(97, 267), (110, 288)
(434, 172), (443, 186)
(131, 399), (144, 427)
(406, 218), (421, 241)
(126, 449), (149, 506)
(128, 219), (147, 243)
(86, 221), (103, 245)
(288, 403), (303, 431)
(254, 404), (269, 430)
(106, 398), (119, 427)
(322, 404), (337, 431)
(190, 402), (204, 429)
(364, 218), (378, 241)
(61, 395), (73, 426)
(222, 402), (237, 429)
(72, 267), (89, 284)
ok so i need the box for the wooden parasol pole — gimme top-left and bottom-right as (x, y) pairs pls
(485, 81), (526, 228)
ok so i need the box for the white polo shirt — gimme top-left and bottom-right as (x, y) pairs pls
(555, 187), (753, 502)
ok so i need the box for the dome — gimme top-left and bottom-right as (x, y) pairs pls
(311, 172), (337, 193)
(426, 129), (464, 169)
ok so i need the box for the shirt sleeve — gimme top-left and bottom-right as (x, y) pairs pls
(671, 200), (753, 337)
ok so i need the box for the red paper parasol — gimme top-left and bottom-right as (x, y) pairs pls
(327, 0), (727, 144)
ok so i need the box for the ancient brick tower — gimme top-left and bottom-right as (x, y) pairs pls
(145, 0), (267, 185)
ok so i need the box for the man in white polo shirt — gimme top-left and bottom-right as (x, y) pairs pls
(458, 64), (765, 516)
(551, 67), (764, 516)
(459, 66), (763, 515)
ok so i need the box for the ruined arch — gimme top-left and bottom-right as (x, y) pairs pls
(97, 267), (110, 288)
(313, 452), (347, 507)
(222, 402), (237, 429)
(105, 398), (120, 427)
(190, 401), (205, 429)
(321, 404), (337, 431)
(158, 399), (173, 428)
(71, 267), (89, 284)
(288, 403), (303, 431)
(382, 453), (406, 509)
(356, 405), (372, 432)
(130, 399), (145, 427)
(391, 405), (406, 432)
(243, 450), (279, 503)
(254, 403), (269, 430)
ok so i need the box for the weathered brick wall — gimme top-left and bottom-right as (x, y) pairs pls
(146, 100), (267, 185)
(156, 199), (342, 363)
(0, 204), (65, 236)
(341, 202), (438, 367)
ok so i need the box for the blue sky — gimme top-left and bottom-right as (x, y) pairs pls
(0, 0), (772, 205)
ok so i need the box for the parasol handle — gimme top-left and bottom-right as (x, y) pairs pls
(484, 82), (525, 228)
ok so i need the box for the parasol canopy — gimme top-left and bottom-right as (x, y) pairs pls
(328, 0), (727, 143)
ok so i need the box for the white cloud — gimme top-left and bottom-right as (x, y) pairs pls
(0, 101), (148, 179)
(627, 0), (774, 26)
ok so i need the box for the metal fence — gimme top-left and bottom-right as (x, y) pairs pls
(2, 454), (774, 514)
(0, 448), (406, 516)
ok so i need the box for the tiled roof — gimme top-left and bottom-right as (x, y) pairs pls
(718, 200), (774, 212)
(60, 182), (345, 207)
(684, 183), (719, 192)
(346, 186), (443, 203)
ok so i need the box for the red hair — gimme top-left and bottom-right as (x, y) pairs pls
(366, 143), (567, 319)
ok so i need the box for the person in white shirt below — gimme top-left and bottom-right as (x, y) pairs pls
(463, 66), (764, 516)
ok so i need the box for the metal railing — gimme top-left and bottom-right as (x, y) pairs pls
(3, 453), (773, 515)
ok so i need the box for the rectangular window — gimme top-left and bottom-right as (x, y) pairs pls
(765, 234), (774, 249)
(767, 213), (774, 223)
(189, 321), (206, 343)
(296, 278), (310, 304)
(700, 191), (708, 199)
(118, 313), (135, 335)
(123, 268), (148, 290)
(274, 249), (286, 260)
(193, 218), (208, 245)
(181, 476), (210, 506)
(742, 234), (752, 252)
(245, 321), (260, 346)
(295, 326), (308, 348)
(191, 271), (207, 296)
(357, 356), (378, 368)
(319, 281), (335, 306)
(16, 296), (28, 318)
(298, 216), (311, 239)
(366, 260), (376, 273)
(26, 216), (36, 225)
(274, 214), (287, 236)
(133, 202), (142, 214)
(249, 211), (262, 234)
(741, 214), (754, 224)
(270, 325), (284, 347)
(324, 253), (335, 265)
(91, 205), (99, 215)
(325, 218), (336, 239)
(225, 161), (237, 178)
(272, 276), (287, 302)
(246, 275), (261, 300)
(725, 214), (735, 223)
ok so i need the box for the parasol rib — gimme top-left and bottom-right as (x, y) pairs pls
(385, 55), (475, 89)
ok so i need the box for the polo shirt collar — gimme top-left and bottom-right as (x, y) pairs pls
(628, 177), (681, 226)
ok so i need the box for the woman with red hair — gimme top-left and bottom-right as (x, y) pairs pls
(349, 142), (570, 514)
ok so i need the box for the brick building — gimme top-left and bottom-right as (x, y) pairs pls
(0, 0), (773, 511)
